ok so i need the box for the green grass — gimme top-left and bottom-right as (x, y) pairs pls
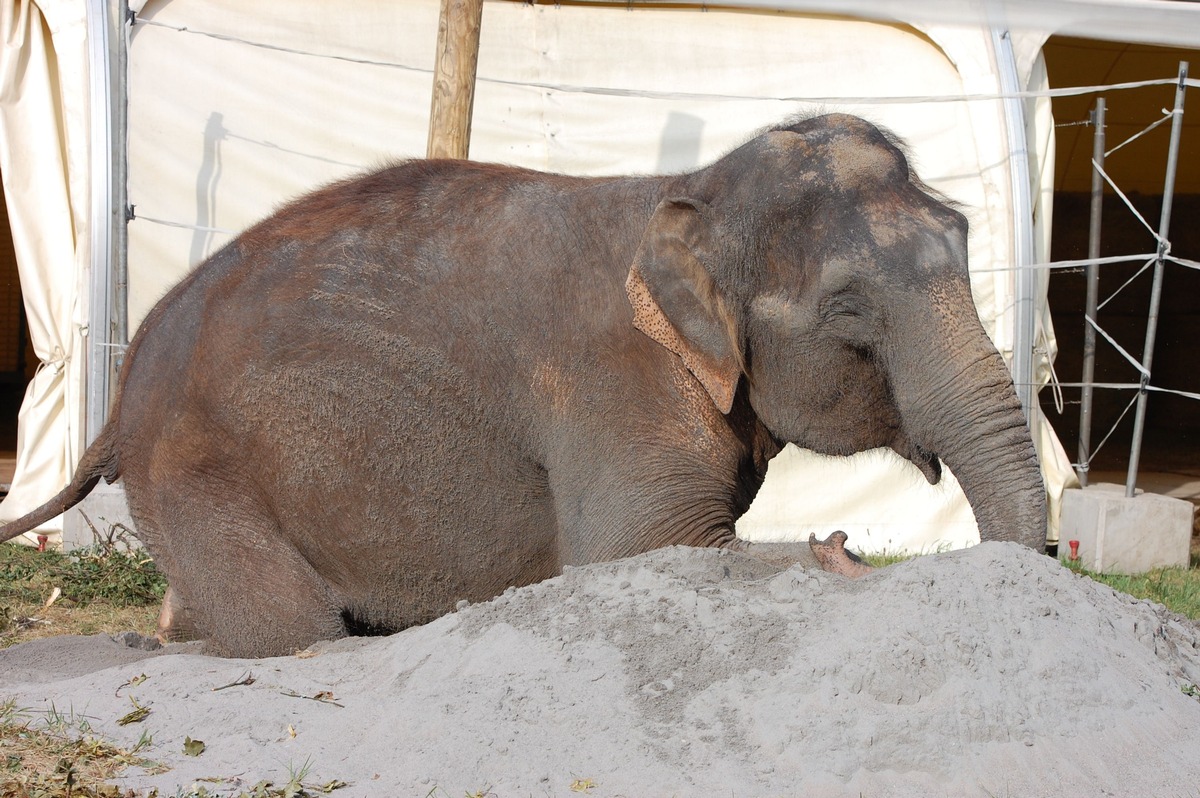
(862, 551), (919, 568)
(0, 529), (167, 608)
(1065, 554), (1200, 619)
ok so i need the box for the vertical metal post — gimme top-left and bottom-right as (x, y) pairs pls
(1077, 98), (1105, 487)
(86, 0), (131, 444)
(991, 27), (1038, 425)
(113, 0), (130, 379)
(1125, 61), (1188, 497)
(85, 0), (114, 445)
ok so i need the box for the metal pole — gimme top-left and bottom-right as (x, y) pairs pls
(86, 0), (130, 443)
(991, 27), (1038, 425)
(1125, 61), (1188, 497)
(1077, 98), (1105, 487)
(85, 0), (114, 445)
(113, 0), (130, 379)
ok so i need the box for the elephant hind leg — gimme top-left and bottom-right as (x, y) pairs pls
(170, 539), (346, 658)
(142, 493), (347, 658)
(184, 536), (345, 658)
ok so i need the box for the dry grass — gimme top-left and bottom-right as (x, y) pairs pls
(1, 603), (159, 649)
(0, 698), (158, 797)
(1, 531), (166, 650)
(0, 697), (347, 797)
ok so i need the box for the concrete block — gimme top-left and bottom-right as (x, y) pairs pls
(61, 481), (138, 552)
(1060, 483), (1193, 574)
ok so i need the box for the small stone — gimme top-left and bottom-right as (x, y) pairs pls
(113, 631), (162, 652)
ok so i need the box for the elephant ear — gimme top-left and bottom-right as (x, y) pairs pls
(626, 197), (742, 414)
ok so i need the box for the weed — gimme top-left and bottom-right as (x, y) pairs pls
(43, 702), (75, 735)
(286, 758), (314, 786)
(131, 729), (154, 754)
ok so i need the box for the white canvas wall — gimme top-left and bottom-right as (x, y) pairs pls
(0, 0), (90, 545)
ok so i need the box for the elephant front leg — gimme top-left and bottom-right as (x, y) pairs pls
(729, 531), (874, 578)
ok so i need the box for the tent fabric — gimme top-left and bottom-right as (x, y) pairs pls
(120, 0), (1070, 553)
(0, 0), (90, 545)
(719, 0), (1200, 50)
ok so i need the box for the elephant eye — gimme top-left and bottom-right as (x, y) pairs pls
(849, 342), (876, 363)
(819, 291), (867, 321)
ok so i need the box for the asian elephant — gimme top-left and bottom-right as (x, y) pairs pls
(0, 114), (1046, 657)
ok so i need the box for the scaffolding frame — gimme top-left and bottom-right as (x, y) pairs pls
(1073, 62), (1192, 496)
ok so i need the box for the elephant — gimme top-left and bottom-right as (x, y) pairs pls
(0, 113), (1046, 657)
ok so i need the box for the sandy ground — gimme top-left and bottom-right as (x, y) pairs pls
(2, 542), (1200, 797)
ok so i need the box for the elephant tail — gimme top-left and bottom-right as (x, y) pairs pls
(0, 423), (121, 543)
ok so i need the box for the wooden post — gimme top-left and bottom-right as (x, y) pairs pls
(427, 0), (484, 160)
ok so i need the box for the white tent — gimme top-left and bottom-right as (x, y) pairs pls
(0, 0), (92, 545)
(1, 0), (1196, 551)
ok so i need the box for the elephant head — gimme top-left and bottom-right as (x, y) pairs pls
(627, 114), (1046, 549)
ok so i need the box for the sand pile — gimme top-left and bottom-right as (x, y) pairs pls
(2, 541), (1199, 797)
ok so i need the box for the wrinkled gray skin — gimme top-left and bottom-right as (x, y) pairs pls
(0, 114), (1045, 657)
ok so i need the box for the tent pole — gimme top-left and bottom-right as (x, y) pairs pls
(990, 27), (1038, 426)
(85, 0), (114, 444)
(85, 0), (130, 442)
(1077, 98), (1105, 487)
(113, 0), (129, 380)
(1125, 61), (1188, 498)
(427, 0), (484, 159)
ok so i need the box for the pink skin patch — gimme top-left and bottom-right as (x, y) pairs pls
(809, 531), (873, 578)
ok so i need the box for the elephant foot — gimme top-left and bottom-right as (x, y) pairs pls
(808, 531), (873, 578)
(155, 586), (201, 644)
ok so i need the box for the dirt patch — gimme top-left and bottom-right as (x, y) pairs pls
(1, 542), (1198, 797)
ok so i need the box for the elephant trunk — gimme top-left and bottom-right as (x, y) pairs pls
(891, 300), (1047, 550)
